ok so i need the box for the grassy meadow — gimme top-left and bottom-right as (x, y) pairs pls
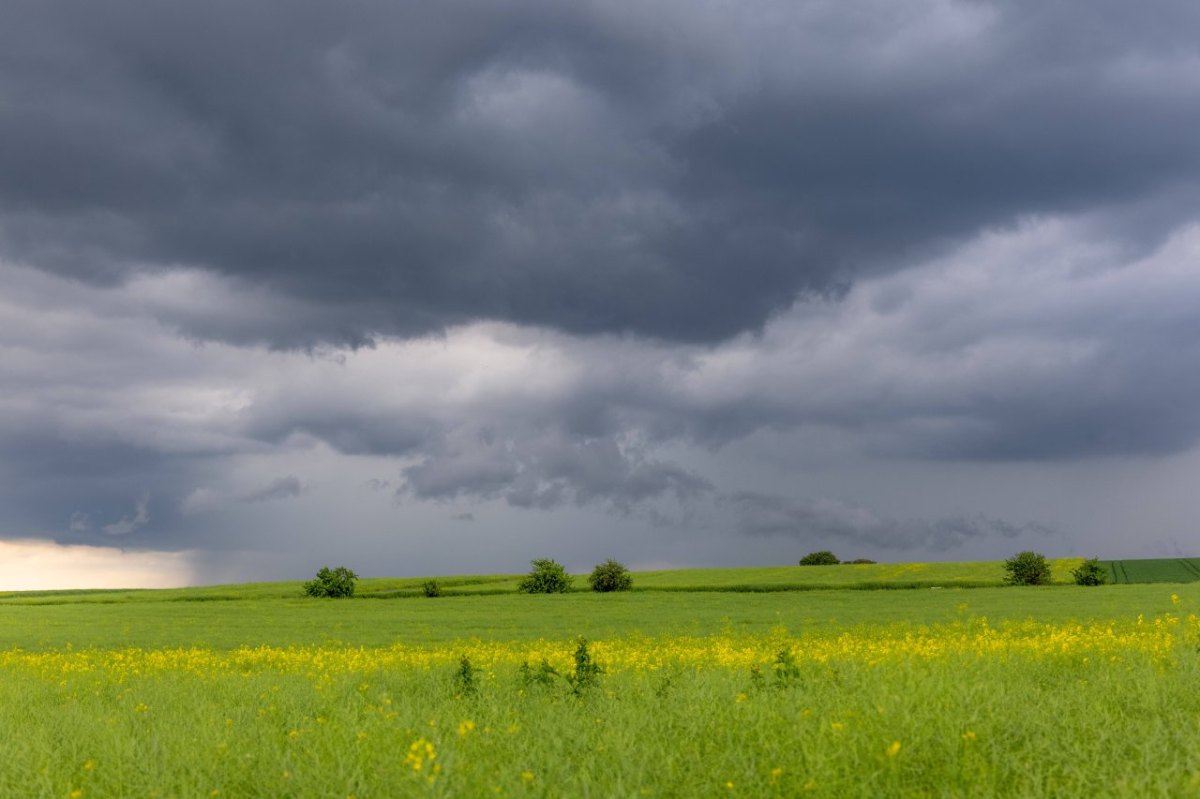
(2, 560), (1199, 797)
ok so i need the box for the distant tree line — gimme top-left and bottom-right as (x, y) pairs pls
(301, 548), (1108, 599)
(798, 551), (876, 565)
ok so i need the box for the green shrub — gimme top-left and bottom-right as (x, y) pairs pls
(1004, 551), (1051, 586)
(518, 558), (574, 594)
(845, 558), (877, 565)
(1071, 558), (1107, 586)
(772, 647), (801, 688)
(422, 579), (442, 598)
(567, 637), (603, 695)
(302, 566), (358, 598)
(799, 550), (839, 566)
(453, 654), (478, 696)
(588, 559), (633, 592)
(516, 638), (603, 696)
(519, 659), (559, 689)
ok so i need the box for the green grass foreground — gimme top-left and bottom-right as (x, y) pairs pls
(1, 563), (1199, 797)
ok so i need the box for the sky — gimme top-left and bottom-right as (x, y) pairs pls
(3, 0), (1200, 589)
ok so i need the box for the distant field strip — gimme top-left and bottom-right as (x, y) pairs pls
(1102, 558), (1200, 584)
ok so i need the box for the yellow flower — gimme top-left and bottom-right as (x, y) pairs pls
(962, 730), (977, 741)
(457, 719), (476, 737)
(520, 771), (535, 783)
(886, 741), (902, 758)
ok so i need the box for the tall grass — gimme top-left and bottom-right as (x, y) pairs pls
(2, 613), (1199, 797)
(1, 570), (1198, 796)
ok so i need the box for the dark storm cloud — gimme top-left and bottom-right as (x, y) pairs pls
(0, 431), (211, 546)
(6, 206), (1200, 560)
(4, 0), (1200, 346)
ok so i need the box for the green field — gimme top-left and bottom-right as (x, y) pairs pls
(1103, 557), (1200, 584)
(0, 581), (1191, 652)
(2, 561), (1199, 797)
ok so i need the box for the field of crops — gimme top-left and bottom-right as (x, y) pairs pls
(1103, 557), (1200, 584)
(2, 566), (1200, 796)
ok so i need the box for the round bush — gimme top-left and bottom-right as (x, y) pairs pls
(588, 559), (633, 592)
(303, 566), (358, 598)
(518, 558), (574, 594)
(799, 550), (840, 566)
(1071, 558), (1108, 586)
(1004, 551), (1051, 586)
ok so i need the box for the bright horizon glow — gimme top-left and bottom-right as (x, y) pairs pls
(0, 540), (196, 592)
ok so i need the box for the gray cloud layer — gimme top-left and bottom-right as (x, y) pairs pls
(728, 491), (1051, 551)
(4, 211), (1200, 562)
(3, 0), (1200, 348)
(3, 1), (1200, 580)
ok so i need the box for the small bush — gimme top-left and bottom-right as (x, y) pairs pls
(422, 579), (442, 598)
(588, 559), (633, 592)
(302, 566), (358, 598)
(567, 637), (603, 695)
(1004, 551), (1051, 586)
(518, 558), (574, 594)
(1072, 558), (1108, 586)
(799, 550), (839, 566)
(453, 654), (478, 696)
(519, 660), (559, 689)
(772, 648), (801, 688)
(517, 638), (603, 696)
(845, 558), (877, 565)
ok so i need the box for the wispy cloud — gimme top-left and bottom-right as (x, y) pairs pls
(102, 494), (150, 536)
(728, 492), (1055, 552)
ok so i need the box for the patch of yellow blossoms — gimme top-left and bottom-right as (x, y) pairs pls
(2, 614), (1195, 679)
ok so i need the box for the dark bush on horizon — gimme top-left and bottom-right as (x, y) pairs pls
(588, 559), (633, 592)
(1071, 558), (1107, 586)
(844, 558), (877, 565)
(799, 551), (839, 566)
(303, 566), (358, 598)
(1004, 551), (1051, 586)
(518, 558), (574, 594)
